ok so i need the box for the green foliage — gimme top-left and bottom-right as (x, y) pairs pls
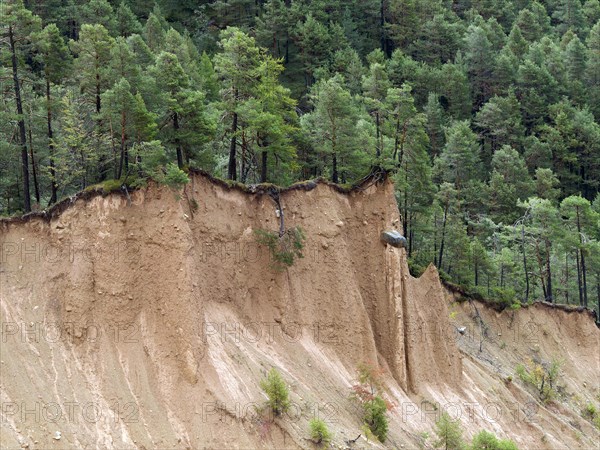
(363, 396), (389, 443)
(259, 368), (290, 416)
(471, 430), (519, 450)
(351, 362), (391, 443)
(161, 163), (189, 189)
(434, 120), (481, 189)
(254, 227), (305, 271)
(582, 402), (600, 429)
(434, 412), (464, 450)
(301, 74), (371, 183)
(309, 418), (332, 446)
(70, 24), (115, 112)
(516, 358), (562, 403)
(99, 179), (124, 193)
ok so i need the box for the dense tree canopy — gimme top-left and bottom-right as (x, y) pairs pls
(1, 0), (599, 318)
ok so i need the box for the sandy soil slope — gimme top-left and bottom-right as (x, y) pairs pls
(0, 174), (598, 449)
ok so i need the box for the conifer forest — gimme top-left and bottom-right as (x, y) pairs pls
(1, 0), (600, 316)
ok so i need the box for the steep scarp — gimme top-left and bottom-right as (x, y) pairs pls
(0, 174), (598, 449)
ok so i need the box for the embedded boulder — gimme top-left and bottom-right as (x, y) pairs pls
(380, 230), (407, 248)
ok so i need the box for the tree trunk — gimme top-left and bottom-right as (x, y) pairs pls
(332, 153), (338, 183)
(535, 240), (547, 301)
(28, 122), (40, 204)
(596, 272), (600, 323)
(521, 224), (529, 303)
(173, 112), (184, 169)
(403, 162), (408, 238)
(240, 130), (247, 183)
(380, 0), (391, 56)
(433, 210), (438, 265)
(95, 63), (101, 114)
(581, 251), (588, 308)
(565, 252), (569, 304)
(228, 111), (238, 180)
(261, 149), (267, 183)
(117, 110), (127, 178)
(545, 238), (553, 303)
(9, 25), (31, 213)
(576, 249), (583, 306)
(438, 204), (448, 269)
(46, 79), (58, 204)
(108, 117), (118, 178)
(392, 116), (400, 161)
(375, 112), (381, 157)
(331, 123), (338, 183)
(576, 208), (588, 307)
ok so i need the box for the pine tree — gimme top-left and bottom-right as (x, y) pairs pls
(516, 59), (559, 130)
(301, 74), (371, 183)
(553, 0), (586, 34)
(522, 197), (561, 303)
(80, 0), (116, 34)
(488, 146), (533, 222)
(330, 47), (365, 94)
(434, 182), (461, 272)
(363, 59), (391, 158)
(153, 52), (215, 169)
(130, 93), (158, 145)
(541, 101), (600, 198)
(143, 11), (167, 51)
(108, 36), (141, 87)
(388, 85), (435, 252)
(585, 21), (600, 119)
(127, 33), (155, 68)
(494, 47), (519, 95)
(213, 27), (262, 180)
(434, 120), (481, 190)
(249, 55), (298, 183)
(464, 24), (495, 109)
(560, 196), (597, 307)
(433, 412), (464, 450)
(255, 0), (292, 60)
(34, 23), (72, 205)
(1, 0), (41, 212)
(475, 92), (525, 153)
(584, 0), (600, 26)
(424, 93), (446, 157)
(438, 63), (472, 119)
(293, 13), (332, 87)
(515, 8), (545, 42)
(101, 78), (137, 178)
(506, 24), (528, 59)
(211, 0), (259, 30)
(410, 13), (464, 64)
(534, 168), (561, 201)
(198, 52), (219, 101)
(115, 2), (142, 37)
(52, 91), (98, 192)
(564, 34), (588, 103)
(70, 24), (115, 115)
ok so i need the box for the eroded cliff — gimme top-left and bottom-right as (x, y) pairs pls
(0, 174), (598, 449)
